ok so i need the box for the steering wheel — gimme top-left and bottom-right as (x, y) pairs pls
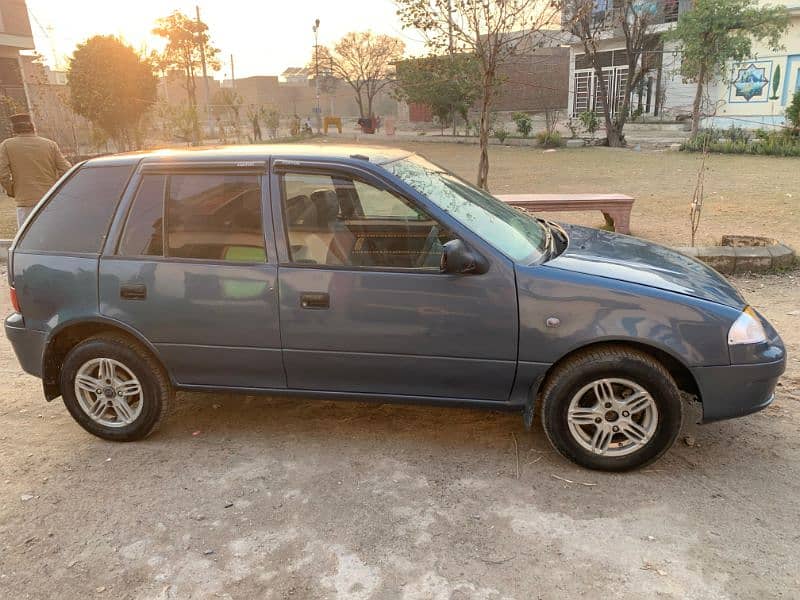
(416, 225), (440, 268)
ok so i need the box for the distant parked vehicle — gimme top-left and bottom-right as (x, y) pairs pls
(4, 145), (786, 471)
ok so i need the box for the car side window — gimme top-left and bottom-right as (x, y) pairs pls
(118, 174), (165, 257)
(280, 171), (453, 269)
(164, 173), (266, 262)
(18, 165), (132, 254)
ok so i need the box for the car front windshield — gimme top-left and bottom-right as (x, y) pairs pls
(385, 155), (548, 264)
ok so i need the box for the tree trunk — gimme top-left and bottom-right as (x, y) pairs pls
(186, 68), (200, 146)
(691, 63), (707, 140)
(476, 76), (495, 191)
(606, 123), (625, 147)
(353, 89), (365, 119)
(476, 96), (491, 190)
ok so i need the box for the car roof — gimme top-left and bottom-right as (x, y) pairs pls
(83, 144), (414, 168)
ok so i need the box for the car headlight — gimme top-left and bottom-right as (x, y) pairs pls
(728, 307), (768, 346)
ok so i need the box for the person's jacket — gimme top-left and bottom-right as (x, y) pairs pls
(0, 133), (71, 207)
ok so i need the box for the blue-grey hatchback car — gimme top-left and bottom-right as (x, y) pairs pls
(4, 145), (786, 470)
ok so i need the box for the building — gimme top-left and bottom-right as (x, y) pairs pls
(563, 0), (696, 120)
(0, 0), (35, 138)
(223, 75), (281, 106)
(705, 0), (800, 129)
(223, 71), (393, 120)
(158, 69), (221, 108)
(279, 67), (311, 86)
(493, 41), (571, 113)
(397, 31), (571, 126)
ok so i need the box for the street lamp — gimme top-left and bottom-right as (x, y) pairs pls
(313, 18), (321, 134)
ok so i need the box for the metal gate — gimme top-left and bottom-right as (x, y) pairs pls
(572, 65), (629, 118)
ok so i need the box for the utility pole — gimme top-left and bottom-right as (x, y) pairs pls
(230, 54), (236, 88)
(313, 18), (321, 134)
(196, 5), (212, 141)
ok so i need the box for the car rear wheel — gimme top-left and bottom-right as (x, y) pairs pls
(540, 346), (683, 471)
(60, 333), (171, 441)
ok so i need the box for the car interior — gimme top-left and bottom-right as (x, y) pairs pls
(282, 175), (451, 269)
(167, 183), (266, 262)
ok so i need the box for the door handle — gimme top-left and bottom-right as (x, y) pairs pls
(120, 283), (147, 301)
(300, 292), (329, 309)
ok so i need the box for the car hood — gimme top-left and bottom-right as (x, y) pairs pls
(544, 225), (746, 308)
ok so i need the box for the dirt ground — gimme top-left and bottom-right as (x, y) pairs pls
(1, 258), (800, 598)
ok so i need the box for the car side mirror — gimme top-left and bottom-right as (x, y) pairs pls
(440, 239), (487, 275)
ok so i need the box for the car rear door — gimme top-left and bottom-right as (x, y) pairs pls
(270, 159), (518, 401)
(99, 161), (285, 390)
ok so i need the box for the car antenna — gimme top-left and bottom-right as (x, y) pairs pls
(350, 154), (370, 161)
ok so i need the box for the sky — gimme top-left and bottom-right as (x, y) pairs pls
(25, 0), (427, 79)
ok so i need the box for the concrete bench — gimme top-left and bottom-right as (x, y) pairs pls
(496, 193), (634, 235)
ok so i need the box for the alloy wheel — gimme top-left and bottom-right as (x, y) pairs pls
(74, 358), (144, 428)
(566, 378), (659, 457)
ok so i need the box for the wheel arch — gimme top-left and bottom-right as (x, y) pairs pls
(538, 339), (701, 402)
(42, 317), (172, 401)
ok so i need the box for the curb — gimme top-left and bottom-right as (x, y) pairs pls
(676, 243), (796, 275)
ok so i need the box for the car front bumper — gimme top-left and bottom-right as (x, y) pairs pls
(692, 356), (786, 424)
(4, 314), (46, 378)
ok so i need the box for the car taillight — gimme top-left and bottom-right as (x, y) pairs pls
(10, 287), (21, 313)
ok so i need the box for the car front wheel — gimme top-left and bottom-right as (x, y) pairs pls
(540, 346), (683, 471)
(60, 333), (172, 441)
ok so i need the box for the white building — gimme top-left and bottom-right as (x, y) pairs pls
(562, 0), (800, 130)
(704, 1), (800, 129)
(563, 0), (696, 121)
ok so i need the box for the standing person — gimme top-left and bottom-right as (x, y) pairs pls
(0, 114), (71, 228)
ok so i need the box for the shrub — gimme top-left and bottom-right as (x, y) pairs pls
(754, 128), (770, 140)
(682, 128), (800, 157)
(512, 112), (533, 138)
(566, 118), (579, 139)
(724, 125), (750, 143)
(578, 111), (599, 138)
(493, 126), (509, 143)
(536, 130), (563, 148)
(787, 90), (800, 134)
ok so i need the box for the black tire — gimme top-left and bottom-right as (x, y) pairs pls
(540, 346), (683, 472)
(60, 333), (172, 441)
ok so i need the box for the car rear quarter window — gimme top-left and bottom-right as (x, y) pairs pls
(118, 174), (165, 257)
(17, 165), (133, 254)
(166, 173), (266, 262)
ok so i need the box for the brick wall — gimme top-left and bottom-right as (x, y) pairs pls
(493, 48), (570, 112)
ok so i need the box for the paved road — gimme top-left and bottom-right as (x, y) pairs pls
(1, 268), (799, 599)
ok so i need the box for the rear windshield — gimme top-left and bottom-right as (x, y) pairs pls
(17, 165), (133, 254)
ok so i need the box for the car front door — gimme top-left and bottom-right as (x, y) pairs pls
(99, 163), (285, 390)
(270, 161), (518, 401)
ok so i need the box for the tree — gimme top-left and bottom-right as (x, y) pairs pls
(787, 90), (800, 135)
(562, 0), (665, 147)
(393, 53), (481, 134)
(67, 35), (156, 151)
(397, 0), (559, 189)
(319, 31), (404, 119)
(665, 0), (789, 139)
(211, 88), (243, 142)
(261, 106), (281, 138)
(153, 10), (221, 144)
